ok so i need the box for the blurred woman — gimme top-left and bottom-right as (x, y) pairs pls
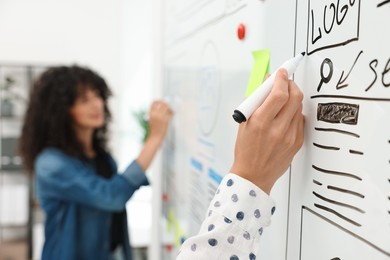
(19, 65), (172, 260)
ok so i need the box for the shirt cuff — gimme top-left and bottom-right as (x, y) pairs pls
(121, 160), (149, 188)
(208, 173), (276, 238)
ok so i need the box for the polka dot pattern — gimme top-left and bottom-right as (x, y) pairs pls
(236, 211), (244, 221)
(224, 217), (232, 224)
(231, 194), (239, 202)
(227, 236), (235, 244)
(208, 224), (215, 231)
(176, 174), (276, 260)
(254, 209), (261, 218)
(191, 244), (197, 251)
(243, 231), (251, 240)
(208, 238), (218, 246)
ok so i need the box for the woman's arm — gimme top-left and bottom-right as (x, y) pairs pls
(35, 149), (148, 211)
(178, 174), (275, 259)
(36, 101), (172, 211)
(137, 100), (173, 171)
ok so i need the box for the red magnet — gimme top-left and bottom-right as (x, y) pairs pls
(162, 192), (169, 201)
(166, 244), (173, 253)
(237, 23), (246, 40)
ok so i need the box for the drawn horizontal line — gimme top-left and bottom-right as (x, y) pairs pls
(313, 191), (365, 213)
(328, 185), (365, 198)
(312, 165), (362, 181)
(314, 203), (361, 227)
(307, 38), (359, 56)
(349, 149), (364, 155)
(313, 179), (322, 186)
(311, 95), (390, 102)
(378, 0), (390, 7)
(315, 127), (360, 138)
(313, 142), (340, 150)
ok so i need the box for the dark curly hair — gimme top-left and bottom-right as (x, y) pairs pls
(19, 65), (112, 172)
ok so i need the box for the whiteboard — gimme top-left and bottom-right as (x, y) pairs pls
(288, 0), (390, 259)
(159, 0), (390, 259)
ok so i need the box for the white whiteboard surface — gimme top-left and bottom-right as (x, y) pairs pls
(160, 1), (296, 259)
(159, 0), (390, 259)
(289, 0), (390, 259)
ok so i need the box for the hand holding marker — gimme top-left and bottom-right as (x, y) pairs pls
(233, 52), (306, 123)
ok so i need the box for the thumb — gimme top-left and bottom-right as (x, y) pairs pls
(272, 69), (289, 95)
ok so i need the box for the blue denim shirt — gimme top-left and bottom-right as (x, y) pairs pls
(35, 148), (149, 260)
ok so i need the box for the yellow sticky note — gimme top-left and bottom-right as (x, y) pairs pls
(245, 49), (271, 97)
(166, 208), (187, 247)
(174, 221), (187, 248)
(167, 209), (175, 232)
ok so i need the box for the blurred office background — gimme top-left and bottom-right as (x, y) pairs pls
(0, 0), (159, 259)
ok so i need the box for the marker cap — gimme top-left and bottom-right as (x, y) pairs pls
(232, 110), (247, 123)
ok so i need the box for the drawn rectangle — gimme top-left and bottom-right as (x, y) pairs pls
(300, 207), (390, 259)
(307, 0), (361, 55)
(317, 102), (359, 125)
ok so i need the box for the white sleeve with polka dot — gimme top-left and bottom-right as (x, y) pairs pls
(177, 173), (276, 260)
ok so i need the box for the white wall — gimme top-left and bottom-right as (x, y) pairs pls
(117, 0), (155, 169)
(0, 0), (122, 70)
(119, 0), (161, 260)
(0, 1), (164, 258)
(0, 0), (123, 152)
